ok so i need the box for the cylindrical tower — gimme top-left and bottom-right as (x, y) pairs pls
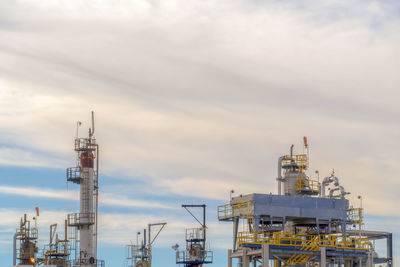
(79, 151), (95, 264)
(283, 167), (307, 196)
(66, 112), (104, 267)
(279, 141), (319, 197)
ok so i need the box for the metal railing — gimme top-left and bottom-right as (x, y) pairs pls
(73, 259), (105, 267)
(126, 245), (149, 260)
(296, 178), (320, 194)
(186, 228), (205, 241)
(66, 167), (82, 183)
(347, 208), (364, 225)
(30, 228), (39, 239)
(176, 250), (213, 263)
(67, 213), (95, 226)
(74, 138), (96, 152)
(218, 201), (252, 219)
(281, 154), (308, 170)
(237, 231), (371, 251)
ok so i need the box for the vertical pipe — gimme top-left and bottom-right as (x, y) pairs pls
(13, 233), (17, 265)
(203, 205), (206, 250)
(64, 220), (68, 258)
(148, 224), (151, 248)
(144, 229), (146, 246)
(277, 156), (285, 195)
(148, 224), (151, 267)
(387, 233), (393, 267)
(91, 111), (95, 135)
(94, 144), (99, 259)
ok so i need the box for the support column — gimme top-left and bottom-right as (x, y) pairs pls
(228, 249), (232, 267)
(320, 246), (326, 267)
(262, 244), (269, 267)
(233, 218), (239, 250)
(243, 248), (250, 267)
(366, 251), (373, 267)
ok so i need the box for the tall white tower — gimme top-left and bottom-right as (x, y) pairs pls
(66, 112), (104, 267)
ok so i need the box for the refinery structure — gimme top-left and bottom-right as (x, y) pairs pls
(9, 114), (393, 267)
(12, 112), (103, 267)
(218, 138), (393, 267)
(124, 222), (167, 267)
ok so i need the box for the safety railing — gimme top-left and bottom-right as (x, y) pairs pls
(126, 244), (149, 260)
(218, 201), (252, 219)
(281, 154), (308, 170)
(73, 259), (105, 267)
(186, 227), (205, 241)
(30, 228), (39, 239)
(74, 138), (96, 151)
(66, 167), (82, 183)
(296, 178), (320, 194)
(176, 250), (213, 263)
(237, 231), (371, 251)
(67, 212), (95, 226)
(282, 236), (320, 267)
(43, 243), (71, 258)
(347, 208), (364, 225)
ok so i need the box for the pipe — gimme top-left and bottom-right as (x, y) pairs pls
(388, 233), (393, 267)
(322, 172), (349, 199)
(328, 186), (348, 199)
(321, 175), (339, 197)
(13, 232), (16, 265)
(91, 111), (95, 136)
(277, 156), (286, 195)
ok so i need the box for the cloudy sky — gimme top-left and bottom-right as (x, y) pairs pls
(0, 0), (399, 266)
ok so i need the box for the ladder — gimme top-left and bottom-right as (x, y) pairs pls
(282, 236), (319, 267)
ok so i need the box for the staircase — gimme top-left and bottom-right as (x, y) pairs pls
(282, 236), (319, 267)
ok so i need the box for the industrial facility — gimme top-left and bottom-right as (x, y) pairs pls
(8, 115), (393, 267)
(124, 222), (167, 267)
(175, 205), (213, 267)
(11, 112), (104, 267)
(218, 138), (393, 267)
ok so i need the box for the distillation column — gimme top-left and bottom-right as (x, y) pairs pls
(67, 112), (103, 267)
(79, 150), (95, 264)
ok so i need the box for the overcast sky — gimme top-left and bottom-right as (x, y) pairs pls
(0, 0), (399, 266)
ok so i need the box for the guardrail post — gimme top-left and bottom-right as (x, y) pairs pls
(262, 244), (269, 267)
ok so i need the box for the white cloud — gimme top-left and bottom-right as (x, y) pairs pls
(0, 0), (398, 241)
(0, 185), (173, 209)
(0, 186), (77, 200)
